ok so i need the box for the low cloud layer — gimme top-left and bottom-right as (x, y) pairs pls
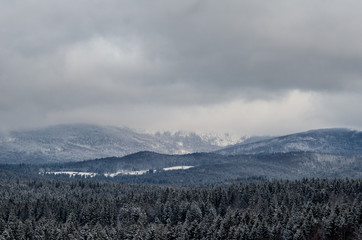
(1, 1), (362, 135)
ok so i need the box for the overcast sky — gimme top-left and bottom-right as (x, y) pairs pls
(1, 0), (362, 136)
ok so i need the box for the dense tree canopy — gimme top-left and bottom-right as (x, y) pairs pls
(0, 171), (361, 239)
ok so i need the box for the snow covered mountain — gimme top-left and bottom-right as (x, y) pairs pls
(217, 128), (362, 156)
(2, 126), (362, 183)
(0, 124), (242, 164)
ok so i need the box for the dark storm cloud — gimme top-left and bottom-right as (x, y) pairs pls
(1, 0), (362, 133)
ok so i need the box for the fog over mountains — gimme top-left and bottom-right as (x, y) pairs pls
(0, 125), (361, 184)
(0, 124), (242, 164)
(217, 128), (362, 156)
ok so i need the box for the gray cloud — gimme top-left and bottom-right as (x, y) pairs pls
(1, 0), (362, 134)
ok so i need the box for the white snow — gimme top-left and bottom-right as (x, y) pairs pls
(104, 169), (148, 177)
(55, 146), (63, 152)
(2, 124), (241, 164)
(174, 149), (191, 154)
(42, 171), (97, 178)
(102, 166), (195, 178)
(163, 166), (194, 171)
(199, 133), (243, 147)
(69, 142), (93, 150)
(6, 137), (15, 142)
(40, 169), (150, 178)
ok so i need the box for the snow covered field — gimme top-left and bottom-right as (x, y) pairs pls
(163, 166), (194, 171)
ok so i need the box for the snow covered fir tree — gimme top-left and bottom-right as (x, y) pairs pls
(0, 171), (361, 239)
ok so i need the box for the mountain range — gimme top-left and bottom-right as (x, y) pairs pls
(0, 125), (361, 184)
(0, 124), (242, 164)
(217, 128), (362, 156)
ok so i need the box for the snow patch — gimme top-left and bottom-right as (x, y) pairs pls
(6, 137), (15, 142)
(163, 166), (194, 171)
(68, 142), (93, 150)
(104, 169), (149, 177)
(199, 133), (243, 147)
(55, 146), (63, 152)
(174, 149), (191, 154)
(42, 171), (97, 178)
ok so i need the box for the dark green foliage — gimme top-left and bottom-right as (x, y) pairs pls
(1, 151), (362, 185)
(0, 170), (361, 239)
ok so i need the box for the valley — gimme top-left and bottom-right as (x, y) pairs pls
(0, 125), (361, 185)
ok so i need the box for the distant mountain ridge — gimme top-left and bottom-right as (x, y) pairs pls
(0, 124), (242, 164)
(217, 128), (362, 156)
(3, 151), (361, 185)
(1, 125), (362, 167)
(1, 127), (362, 184)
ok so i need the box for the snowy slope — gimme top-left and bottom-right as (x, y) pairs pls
(0, 124), (243, 164)
(217, 128), (362, 156)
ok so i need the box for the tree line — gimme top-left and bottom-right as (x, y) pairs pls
(0, 171), (361, 239)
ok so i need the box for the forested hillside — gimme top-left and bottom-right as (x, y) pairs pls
(2, 151), (361, 185)
(0, 171), (361, 239)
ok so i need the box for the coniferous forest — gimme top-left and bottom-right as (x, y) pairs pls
(0, 170), (361, 239)
(2, 0), (362, 238)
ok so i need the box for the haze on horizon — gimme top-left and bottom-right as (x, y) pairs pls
(1, 0), (362, 136)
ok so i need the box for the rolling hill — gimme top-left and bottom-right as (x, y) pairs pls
(1, 127), (361, 185)
(217, 128), (362, 156)
(2, 150), (361, 185)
